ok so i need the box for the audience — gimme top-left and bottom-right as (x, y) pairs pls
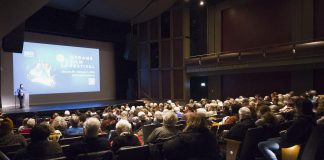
(163, 113), (219, 160)
(64, 115), (84, 137)
(225, 107), (255, 141)
(258, 98), (316, 160)
(111, 119), (141, 152)
(0, 89), (322, 160)
(66, 117), (109, 159)
(14, 124), (62, 159)
(0, 117), (27, 147)
(146, 111), (178, 144)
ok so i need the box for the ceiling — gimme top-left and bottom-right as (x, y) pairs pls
(46, 0), (177, 23)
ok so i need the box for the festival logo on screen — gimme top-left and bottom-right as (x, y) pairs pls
(27, 61), (56, 87)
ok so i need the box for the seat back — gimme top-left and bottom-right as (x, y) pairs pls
(238, 127), (267, 160)
(117, 145), (150, 160)
(142, 124), (161, 143)
(300, 125), (324, 160)
(0, 151), (10, 160)
(59, 136), (82, 145)
(0, 143), (23, 154)
(76, 150), (113, 160)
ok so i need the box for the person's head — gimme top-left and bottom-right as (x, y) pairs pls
(27, 118), (36, 128)
(19, 84), (23, 89)
(0, 118), (14, 136)
(163, 111), (177, 127)
(30, 124), (51, 142)
(154, 111), (163, 123)
(51, 116), (67, 132)
(64, 110), (70, 116)
(115, 119), (132, 135)
(238, 107), (251, 121)
(138, 111), (146, 121)
(184, 113), (208, 132)
(70, 115), (80, 128)
(295, 97), (314, 116)
(83, 117), (101, 138)
(231, 103), (241, 115)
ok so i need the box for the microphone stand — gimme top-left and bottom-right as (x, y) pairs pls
(14, 91), (17, 109)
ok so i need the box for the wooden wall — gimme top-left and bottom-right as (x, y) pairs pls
(221, 0), (292, 52)
(137, 6), (189, 100)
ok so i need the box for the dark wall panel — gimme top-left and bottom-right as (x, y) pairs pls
(314, 69), (324, 94)
(173, 8), (183, 37)
(221, 71), (291, 99)
(151, 70), (160, 98)
(222, 0), (292, 52)
(140, 70), (150, 97)
(173, 39), (183, 67)
(315, 0), (324, 39)
(161, 40), (171, 67)
(173, 70), (183, 99)
(162, 71), (171, 99)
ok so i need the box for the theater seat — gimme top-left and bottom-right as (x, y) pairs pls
(142, 124), (161, 143)
(281, 145), (301, 160)
(300, 125), (324, 160)
(0, 151), (10, 160)
(116, 145), (150, 160)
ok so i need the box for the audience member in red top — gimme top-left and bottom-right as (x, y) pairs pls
(19, 118), (36, 134)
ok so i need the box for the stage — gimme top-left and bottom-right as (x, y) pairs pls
(0, 99), (143, 115)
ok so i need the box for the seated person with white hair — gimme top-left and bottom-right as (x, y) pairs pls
(111, 119), (141, 152)
(19, 118), (36, 134)
(66, 117), (109, 159)
(147, 111), (178, 144)
(224, 107), (255, 141)
(64, 115), (84, 137)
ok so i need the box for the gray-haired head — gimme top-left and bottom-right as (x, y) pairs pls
(83, 117), (100, 138)
(163, 111), (178, 127)
(116, 119), (132, 135)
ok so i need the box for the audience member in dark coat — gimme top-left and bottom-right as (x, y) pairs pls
(147, 111), (178, 144)
(111, 119), (141, 152)
(66, 118), (109, 159)
(258, 98), (316, 160)
(163, 113), (219, 160)
(14, 124), (62, 160)
(0, 118), (27, 147)
(225, 107), (256, 141)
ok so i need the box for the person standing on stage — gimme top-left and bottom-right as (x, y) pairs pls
(17, 84), (24, 109)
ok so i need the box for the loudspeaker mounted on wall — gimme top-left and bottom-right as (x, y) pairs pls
(2, 23), (25, 53)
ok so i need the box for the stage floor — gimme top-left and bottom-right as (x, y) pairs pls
(1, 99), (142, 114)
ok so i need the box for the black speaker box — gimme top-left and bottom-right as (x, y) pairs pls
(2, 23), (25, 53)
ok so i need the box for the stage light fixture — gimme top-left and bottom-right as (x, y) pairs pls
(199, 0), (205, 6)
(292, 44), (296, 54)
(201, 82), (206, 87)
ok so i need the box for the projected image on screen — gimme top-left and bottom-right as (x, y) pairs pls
(13, 42), (100, 95)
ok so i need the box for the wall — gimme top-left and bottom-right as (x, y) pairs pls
(1, 32), (115, 107)
(207, 0), (314, 54)
(136, 4), (190, 101)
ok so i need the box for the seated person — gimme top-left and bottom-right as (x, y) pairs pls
(258, 98), (316, 160)
(0, 117), (27, 147)
(14, 124), (62, 159)
(163, 113), (219, 160)
(64, 115), (84, 137)
(224, 107), (255, 141)
(255, 105), (277, 127)
(66, 117), (109, 159)
(111, 119), (141, 152)
(19, 118), (36, 134)
(223, 103), (241, 125)
(146, 111), (178, 144)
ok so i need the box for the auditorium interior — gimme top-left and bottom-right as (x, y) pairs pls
(0, 0), (324, 160)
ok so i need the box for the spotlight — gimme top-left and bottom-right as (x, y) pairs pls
(199, 0), (205, 6)
(292, 44), (296, 54)
(201, 82), (206, 87)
